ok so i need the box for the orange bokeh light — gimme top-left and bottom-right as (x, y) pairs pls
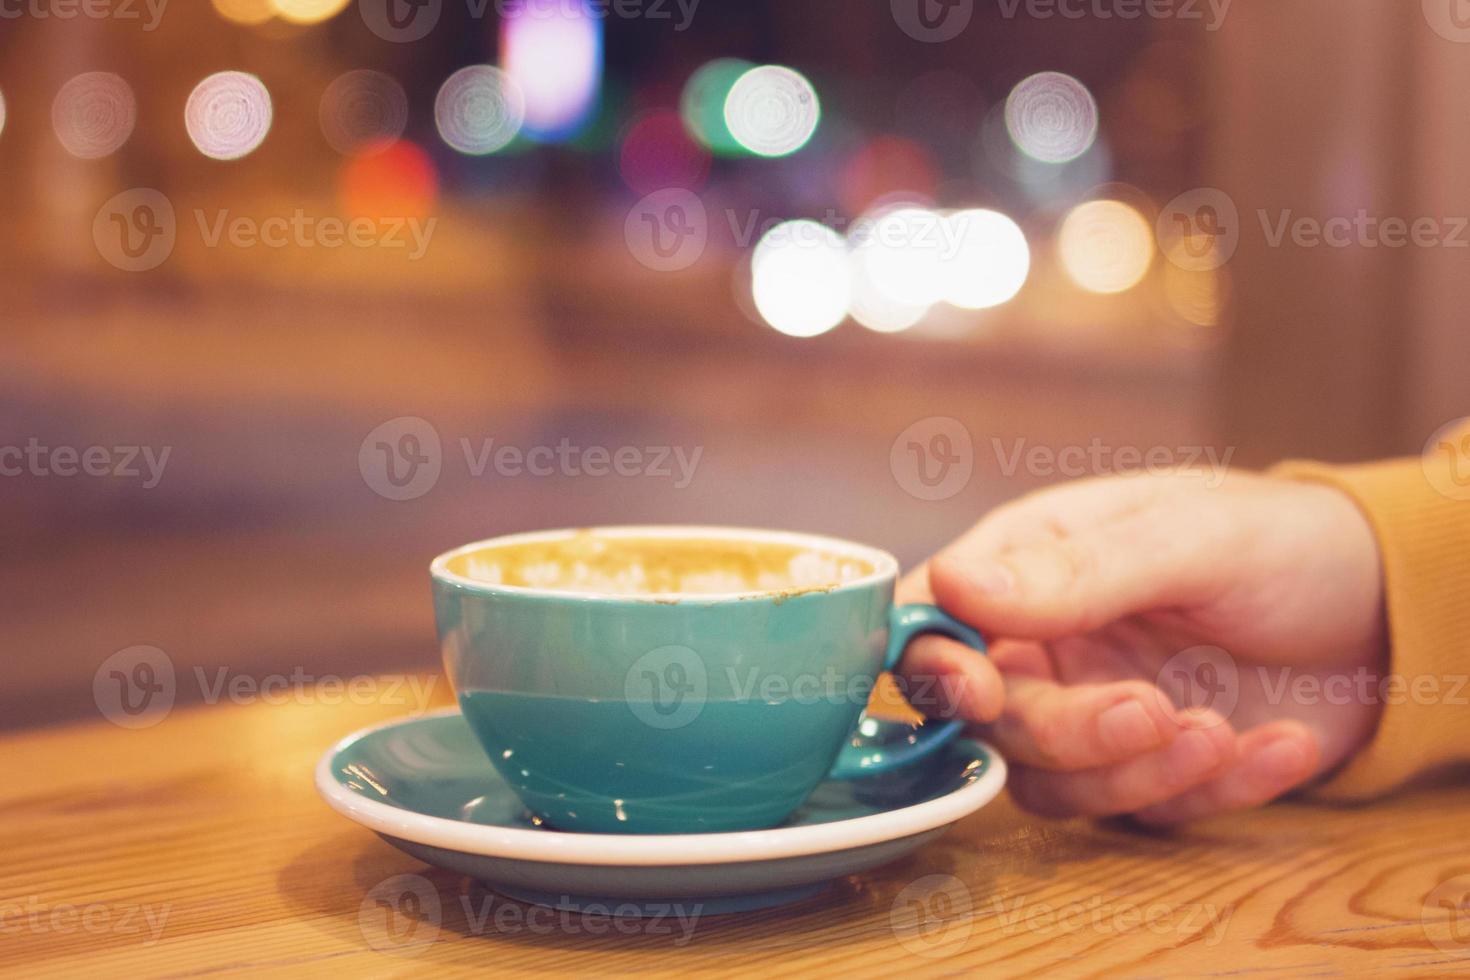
(338, 139), (439, 220)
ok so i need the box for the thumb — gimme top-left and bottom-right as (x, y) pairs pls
(929, 509), (1221, 640)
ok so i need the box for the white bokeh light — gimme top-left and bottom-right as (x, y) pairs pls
(185, 71), (273, 160)
(504, 0), (602, 141)
(724, 65), (820, 158)
(847, 273), (927, 334)
(1058, 199), (1155, 294)
(435, 65), (526, 156)
(752, 220), (851, 337)
(850, 207), (947, 309)
(52, 72), (136, 159)
(939, 209), (1030, 309)
(1004, 71), (1098, 164)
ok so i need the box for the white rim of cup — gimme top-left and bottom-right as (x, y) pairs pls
(315, 707), (1007, 866)
(428, 525), (900, 602)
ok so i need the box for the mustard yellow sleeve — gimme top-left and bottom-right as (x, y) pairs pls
(1272, 425), (1470, 800)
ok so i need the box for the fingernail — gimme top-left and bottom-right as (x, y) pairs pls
(1257, 737), (1312, 780)
(965, 560), (1014, 597)
(1097, 699), (1161, 754)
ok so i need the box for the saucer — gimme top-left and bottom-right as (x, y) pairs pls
(316, 707), (1006, 915)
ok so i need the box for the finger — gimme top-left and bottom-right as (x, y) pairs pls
(1007, 709), (1237, 818)
(928, 493), (1228, 641)
(948, 473), (1172, 555)
(894, 633), (1004, 722)
(1130, 720), (1321, 825)
(987, 639), (1056, 681)
(895, 563), (936, 604)
(894, 562), (1003, 722)
(984, 675), (1186, 771)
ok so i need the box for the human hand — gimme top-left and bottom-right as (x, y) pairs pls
(893, 471), (1387, 824)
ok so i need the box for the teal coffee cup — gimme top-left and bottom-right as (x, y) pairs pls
(431, 526), (987, 834)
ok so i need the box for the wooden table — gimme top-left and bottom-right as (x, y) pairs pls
(6, 677), (1470, 977)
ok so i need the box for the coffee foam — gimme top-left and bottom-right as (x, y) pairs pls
(452, 533), (875, 596)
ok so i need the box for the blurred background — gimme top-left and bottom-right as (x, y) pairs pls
(2, 0), (1466, 728)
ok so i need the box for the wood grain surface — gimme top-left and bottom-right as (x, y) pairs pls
(5, 678), (1470, 978)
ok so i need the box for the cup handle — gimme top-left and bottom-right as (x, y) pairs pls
(826, 604), (987, 781)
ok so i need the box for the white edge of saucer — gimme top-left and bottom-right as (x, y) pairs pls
(314, 707), (1007, 867)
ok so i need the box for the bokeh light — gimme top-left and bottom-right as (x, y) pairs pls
(268, 0), (350, 23)
(680, 58), (753, 156)
(849, 207), (947, 308)
(751, 220), (851, 338)
(503, 0), (602, 142)
(1163, 263), (1226, 328)
(435, 66), (525, 156)
(1058, 199), (1155, 294)
(939, 209), (1030, 309)
(52, 72), (136, 160)
(979, 100), (1112, 209)
(212, 0), (274, 25)
(185, 71), (273, 161)
(319, 69), (408, 156)
(1004, 71), (1099, 164)
(847, 272), (927, 334)
(339, 139), (438, 220)
(618, 109), (710, 195)
(0, 89), (6, 140)
(724, 65), (820, 158)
